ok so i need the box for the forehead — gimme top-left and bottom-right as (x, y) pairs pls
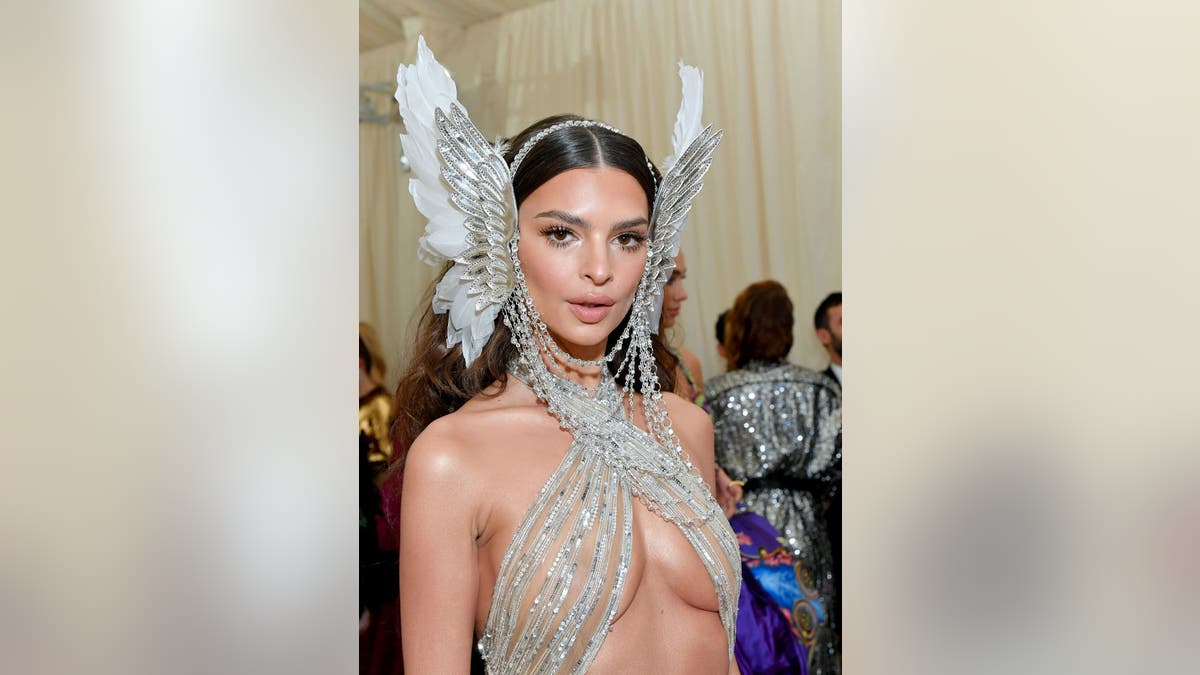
(518, 166), (649, 218)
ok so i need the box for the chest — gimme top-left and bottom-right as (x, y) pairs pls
(473, 423), (721, 630)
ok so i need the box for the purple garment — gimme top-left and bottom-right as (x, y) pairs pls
(731, 511), (809, 674)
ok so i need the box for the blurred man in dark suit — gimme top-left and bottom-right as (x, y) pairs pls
(814, 291), (842, 648)
(814, 292), (842, 391)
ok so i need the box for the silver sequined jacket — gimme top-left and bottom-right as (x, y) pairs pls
(707, 360), (843, 672)
(707, 361), (842, 496)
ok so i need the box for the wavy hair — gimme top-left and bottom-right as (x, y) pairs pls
(724, 280), (795, 370)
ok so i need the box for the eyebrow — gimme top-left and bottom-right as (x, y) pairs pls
(535, 210), (649, 232)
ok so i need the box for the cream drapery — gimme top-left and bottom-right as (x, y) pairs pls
(361, 0), (841, 390)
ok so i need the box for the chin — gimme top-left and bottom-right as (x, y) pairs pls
(556, 324), (618, 352)
(548, 311), (630, 354)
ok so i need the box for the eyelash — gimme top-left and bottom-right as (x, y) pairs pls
(539, 226), (647, 252)
(615, 232), (647, 251)
(541, 226), (575, 248)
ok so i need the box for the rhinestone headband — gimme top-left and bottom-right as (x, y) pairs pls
(508, 119), (658, 195)
(509, 119), (622, 176)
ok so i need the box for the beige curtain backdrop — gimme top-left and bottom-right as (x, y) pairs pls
(361, 0), (841, 391)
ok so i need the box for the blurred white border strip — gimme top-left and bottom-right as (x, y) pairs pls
(0, 2), (358, 674)
(846, 1), (1200, 673)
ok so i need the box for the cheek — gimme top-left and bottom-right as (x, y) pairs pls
(619, 253), (648, 290)
(516, 242), (559, 296)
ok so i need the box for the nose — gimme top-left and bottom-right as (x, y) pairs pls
(582, 240), (613, 285)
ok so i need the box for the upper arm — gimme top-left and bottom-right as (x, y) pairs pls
(398, 419), (480, 672)
(663, 392), (717, 494)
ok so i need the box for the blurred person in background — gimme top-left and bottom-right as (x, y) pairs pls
(359, 322), (404, 674)
(707, 280), (843, 675)
(664, 261), (809, 674)
(814, 292), (841, 391)
(661, 252), (706, 406)
(715, 309), (730, 368)
(360, 322), (396, 471)
(813, 291), (843, 640)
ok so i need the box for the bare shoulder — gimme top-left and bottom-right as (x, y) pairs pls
(403, 411), (481, 486)
(661, 392), (714, 452)
(407, 380), (550, 480)
(662, 390), (711, 432)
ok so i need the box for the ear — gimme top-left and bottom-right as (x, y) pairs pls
(816, 327), (831, 347)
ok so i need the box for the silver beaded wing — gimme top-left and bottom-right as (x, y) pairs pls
(434, 104), (518, 310)
(646, 63), (719, 331)
(645, 125), (723, 306)
(396, 35), (517, 364)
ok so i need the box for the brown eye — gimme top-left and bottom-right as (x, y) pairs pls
(615, 232), (646, 250)
(541, 226), (575, 247)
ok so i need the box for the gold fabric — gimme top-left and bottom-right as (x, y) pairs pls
(359, 388), (396, 464)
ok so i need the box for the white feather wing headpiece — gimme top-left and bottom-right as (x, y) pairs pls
(395, 37), (719, 364)
(647, 62), (714, 333)
(395, 36), (518, 364)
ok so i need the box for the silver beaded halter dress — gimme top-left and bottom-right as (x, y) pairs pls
(476, 361), (742, 674)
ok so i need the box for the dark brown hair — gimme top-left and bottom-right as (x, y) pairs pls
(391, 115), (676, 460)
(358, 321), (387, 386)
(714, 309), (729, 345)
(724, 280), (794, 370)
(814, 291), (842, 331)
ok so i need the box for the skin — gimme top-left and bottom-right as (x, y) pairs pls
(399, 167), (739, 674)
(663, 252), (740, 520)
(816, 303), (843, 366)
(663, 252), (706, 395)
(661, 252), (689, 330)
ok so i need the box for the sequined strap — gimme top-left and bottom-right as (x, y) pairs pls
(478, 389), (741, 673)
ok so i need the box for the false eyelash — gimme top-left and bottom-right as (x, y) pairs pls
(540, 225), (575, 248)
(614, 232), (647, 250)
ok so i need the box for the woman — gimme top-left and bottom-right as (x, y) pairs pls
(359, 323), (404, 674)
(661, 252), (706, 406)
(662, 263), (809, 674)
(707, 281), (842, 675)
(390, 38), (740, 674)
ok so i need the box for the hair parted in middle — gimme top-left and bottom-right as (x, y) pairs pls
(724, 280), (795, 370)
(392, 114), (676, 459)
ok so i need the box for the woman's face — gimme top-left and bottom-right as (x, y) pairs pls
(660, 252), (689, 329)
(516, 166), (650, 359)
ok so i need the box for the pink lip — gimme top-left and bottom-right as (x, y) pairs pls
(569, 304), (612, 323)
(568, 294), (614, 324)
